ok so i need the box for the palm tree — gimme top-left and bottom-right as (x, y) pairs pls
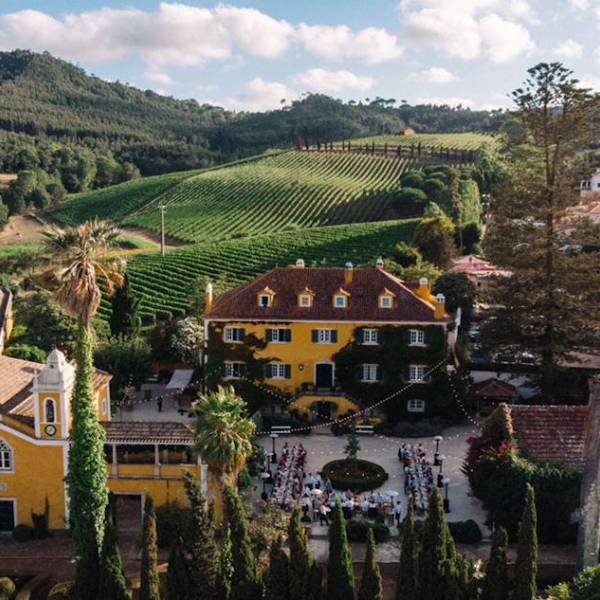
(194, 386), (255, 515)
(41, 219), (123, 599)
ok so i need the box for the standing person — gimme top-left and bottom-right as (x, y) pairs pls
(157, 395), (163, 412)
(394, 501), (402, 528)
(319, 503), (330, 526)
(324, 477), (333, 494)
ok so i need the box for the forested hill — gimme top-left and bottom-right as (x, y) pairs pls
(0, 50), (506, 191)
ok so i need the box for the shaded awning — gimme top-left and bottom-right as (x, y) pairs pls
(165, 369), (194, 390)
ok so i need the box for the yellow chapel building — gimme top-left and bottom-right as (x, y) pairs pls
(0, 350), (207, 533)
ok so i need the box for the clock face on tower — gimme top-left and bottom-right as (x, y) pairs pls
(44, 424), (57, 437)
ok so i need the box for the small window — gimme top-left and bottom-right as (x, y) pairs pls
(312, 329), (337, 344)
(409, 329), (425, 345)
(408, 365), (426, 382)
(223, 362), (246, 379)
(299, 294), (312, 307)
(360, 364), (380, 382)
(267, 328), (291, 343)
(223, 327), (245, 343)
(102, 399), (107, 415)
(0, 439), (12, 471)
(407, 399), (425, 413)
(361, 328), (379, 345)
(266, 363), (291, 379)
(44, 398), (56, 423)
(259, 294), (272, 308)
(334, 295), (347, 308)
(379, 295), (393, 309)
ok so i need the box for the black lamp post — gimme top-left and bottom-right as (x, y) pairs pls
(443, 478), (451, 513)
(437, 455), (446, 487)
(434, 435), (443, 466)
(270, 433), (279, 464)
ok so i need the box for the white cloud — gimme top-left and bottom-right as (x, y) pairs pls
(223, 77), (296, 112)
(408, 66), (458, 83)
(293, 69), (374, 93)
(400, 1), (535, 62)
(578, 73), (600, 91)
(416, 96), (475, 108)
(569, 0), (590, 9)
(552, 39), (583, 60)
(296, 24), (403, 64)
(145, 70), (172, 85)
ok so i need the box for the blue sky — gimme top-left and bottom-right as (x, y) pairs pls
(0, 1), (599, 112)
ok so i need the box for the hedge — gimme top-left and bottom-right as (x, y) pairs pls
(346, 520), (390, 544)
(322, 459), (388, 492)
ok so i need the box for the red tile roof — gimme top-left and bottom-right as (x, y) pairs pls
(101, 421), (194, 444)
(472, 378), (518, 399)
(510, 405), (590, 472)
(203, 267), (447, 323)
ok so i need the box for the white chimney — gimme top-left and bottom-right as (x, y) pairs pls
(376, 257), (384, 269)
(295, 258), (305, 268)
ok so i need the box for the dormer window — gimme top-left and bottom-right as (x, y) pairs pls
(334, 295), (347, 308)
(257, 286), (275, 308)
(379, 295), (393, 309)
(299, 294), (312, 307)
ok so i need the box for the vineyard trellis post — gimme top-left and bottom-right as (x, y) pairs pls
(159, 204), (166, 257)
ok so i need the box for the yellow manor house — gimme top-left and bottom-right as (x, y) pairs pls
(0, 350), (207, 533)
(202, 260), (451, 420)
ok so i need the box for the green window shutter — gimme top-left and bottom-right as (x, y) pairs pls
(357, 329), (364, 344)
(221, 365), (228, 377)
(266, 329), (273, 342)
(331, 330), (338, 343)
(376, 365), (382, 381)
(239, 328), (246, 341)
(284, 329), (292, 342)
(312, 330), (318, 343)
(284, 364), (291, 379)
(265, 364), (272, 378)
(239, 363), (246, 377)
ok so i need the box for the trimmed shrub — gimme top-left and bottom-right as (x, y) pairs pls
(371, 523), (391, 544)
(48, 581), (74, 600)
(346, 520), (369, 542)
(12, 523), (34, 542)
(155, 503), (192, 548)
(0, 577), (15, 600)
(447, 520), (483, 544)
(322, 459), (388, 492)
(400, 170), (425, 188)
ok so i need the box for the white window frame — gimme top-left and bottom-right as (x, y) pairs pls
(409, 329), (425, 346)
(407, 399), (426, 413)
(223, 362), (245, 379)
(362, 328), (379, 345)
(259, 294), (272, 308)
(268, 363), (289, 379)
(223, 327), (244, 343)
(269, 328), (290, 343)
(334, 295), (347, 308)
(379, 295), (393, 309)
(408, 365), (426, 382)
(0, 439), (13, 472)
(299, 294), (312, 307)
(44, 398), (56, 424)
(360, 364), (380, 382)
(316, 329), (334, 343)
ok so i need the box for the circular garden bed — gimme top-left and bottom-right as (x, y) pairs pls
(322, 459), (388, 492)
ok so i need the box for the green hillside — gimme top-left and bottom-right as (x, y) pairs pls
(113, 219), (419, 321)
(348, 132), (497, 149)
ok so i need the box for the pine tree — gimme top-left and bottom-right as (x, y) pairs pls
(327, 502), (355, 600)
(482, 527), (509, 600)
(514, 484), (538, 600)
(98, 520), (131, 600)
(396, 497), (418, 600)
(184, 471), (218, 600)
(265, 535), (289, 600)
(217, 528), (234, 600)
(167, 537), (191, 600)
(139, 496), (160, 600)
(109, 274), (140, 337)
(288, 506), (312, 600)
(419, 487), (458, 600)
(224, 486), (263, 600)
(359, 528), (383, 600)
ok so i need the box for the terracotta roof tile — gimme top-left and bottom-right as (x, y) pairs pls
(101, 421), (194, 444)
(472, 378), (518, 399)
(510, 405), (589, 472)
(203, 267), (447, 323)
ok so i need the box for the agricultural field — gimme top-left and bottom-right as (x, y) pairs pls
(347, 132), (497, 150)
(110, 219), (419, 321)
(123, 150), (415, 243)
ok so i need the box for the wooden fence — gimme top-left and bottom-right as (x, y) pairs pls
(298, 141), (477, 163)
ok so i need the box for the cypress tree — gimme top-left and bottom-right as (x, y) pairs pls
(139, 496), (160, 600)
(327, 502), (355, 600)
(288, 506), (312, 600)
(217, 528), (234, 600)
(183, 472), (218, 600)
(73, 521), (101, 600)
(359, 528), (383, 600)
(396, 497), (418, 600)
(98, 520), (131, 600)
(224, 486), (263, 600)
(514, 484), (538, 600)
(167, 537), (191, 600)
(419, 487), (458, 600)
(482, 527), (509, 600)
(109, 274), (140, 337)
(309, 562), (323, 600)
(265, 534), (289, 600)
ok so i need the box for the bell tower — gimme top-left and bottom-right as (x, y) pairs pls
(32, 349), (75, 440)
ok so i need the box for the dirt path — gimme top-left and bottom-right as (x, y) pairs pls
(0, 215), (46, 247)
(121, 226), (187, 249)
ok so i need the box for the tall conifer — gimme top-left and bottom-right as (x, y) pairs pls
(98, 520), (131, 600)
(514, 484), (538, 600)
(167, 537), (191, 600)
(217, 528), (234, 600)
(482, 527), (509, 600)
(266, 534), (289, 600)
(396, 497), (418, 600)
(327, 502), (355, 600)
(359, 528), (383, 600)
(288, 506), (312, 600)
(139, 496), (160, 600)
